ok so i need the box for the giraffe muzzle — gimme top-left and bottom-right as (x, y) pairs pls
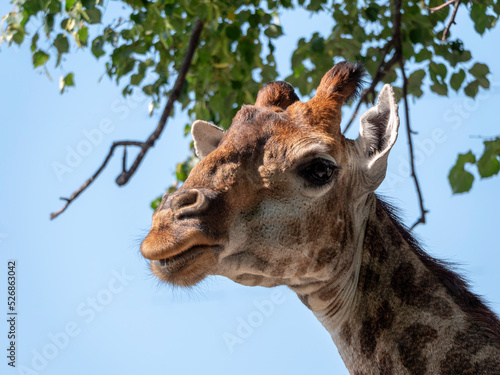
(141, 187), (225, 262)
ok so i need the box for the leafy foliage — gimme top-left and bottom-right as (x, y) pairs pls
(2, 0), (286, 127)
(449, 150), (476, 194)
(1, 0), (499, 208)
(449, 138), (500, 194)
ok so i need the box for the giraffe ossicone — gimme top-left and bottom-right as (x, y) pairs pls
(141, 62), (500, 374)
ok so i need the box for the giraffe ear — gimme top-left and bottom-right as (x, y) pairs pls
(191, 120), (224, 159)
(355, 84), (399, 191)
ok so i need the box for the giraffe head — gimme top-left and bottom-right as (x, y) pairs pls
(141, 62), (399, 290)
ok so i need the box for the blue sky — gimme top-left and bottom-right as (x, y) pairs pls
(1, 4), (499, 375)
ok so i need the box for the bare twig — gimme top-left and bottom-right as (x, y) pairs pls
(429, 0), (456, 13)
(122, 146), (127, 173)
(342, 94), (367, 135)
(393, 0), (428, 229)
(50, 19), (204, 220)
(441, 0), (460, 42)
(401, 62), (428, 229)
(49, 141), (143, 220)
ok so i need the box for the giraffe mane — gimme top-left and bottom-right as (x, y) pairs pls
(377, 195), (500, 345)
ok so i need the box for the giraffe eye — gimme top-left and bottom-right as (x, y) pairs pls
(298, 158), (338, 186)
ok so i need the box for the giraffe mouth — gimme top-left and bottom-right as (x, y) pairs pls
(149, 244), (221, 287)
(154, 245), (212, 267)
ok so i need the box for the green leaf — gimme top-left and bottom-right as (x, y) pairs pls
(264, 24), (283, 38)
(469, 62), (489, 78)
(477, 76), (490, 89)
(59, 73), (75, 93)
(414, 48), (432, 63)
(64, 72), (74, 86)
(225, 25), (241, 40)
(175, 162), (188, 182)
(12, 30), (25, 45)
(464, 80), (479, 98)
(407, 69), (425, 98)
(30, 33), (39, 53)
(450, 69), (465, 91)
(447, 49), (472, 66)
(65, 0), (77, 11)
(307, 0), (325, 11)
(91, 36), (105, 58)
(130, 73), (144, 86)
(81, 0), (98, 8)
(175, 155), (199, 182)
(85, 8), (102, 24)
(449, 39), (464, 53)
(142, 85), (153, 96)
(409, 28), (423, 44)
(311, 35), (324, 53)
(429, 62), (447, 79)
(477, 138), (500, 178)
(32, 50), (49, 68)
(364, 3), (380, 22)
(184, 123), (191, 137)
(54, 34), (69, 55)
(248, 13), (261, 28)
(470, 3), (489, 35)
(449, 151), (476, 194)
(430, 82), (448, 96)
(150, 196), (162, 210)
(77, 27), (88, 46)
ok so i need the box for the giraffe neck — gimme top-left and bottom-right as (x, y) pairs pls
(295, 197), (500, 375)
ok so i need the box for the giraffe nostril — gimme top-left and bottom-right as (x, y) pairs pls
(169, 188), (209, 219)
(171, 190), (198, 210)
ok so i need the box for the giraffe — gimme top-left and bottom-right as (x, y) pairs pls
(141, 62), (500, 374)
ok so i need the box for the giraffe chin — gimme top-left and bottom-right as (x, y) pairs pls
(149, 245), (221, 287)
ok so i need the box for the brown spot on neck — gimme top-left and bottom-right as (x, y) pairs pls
(339, 322), (353, 347)
(377, 352), (394, 375)
(440, 323), (500, 374)
(359, 300), (394, 358)
(397, 323), (438, 374)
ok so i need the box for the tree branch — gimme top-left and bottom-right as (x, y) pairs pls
(50, 19), (204, 220)
(393, 0), (428, 229)
(49, 141), (144, 220)
(115, 19), (204, 186)
(400, 61), (428, 229)
(122, 145), (127, 173)
(429, 0), (456, 13)
(441, 0), (460, 42)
